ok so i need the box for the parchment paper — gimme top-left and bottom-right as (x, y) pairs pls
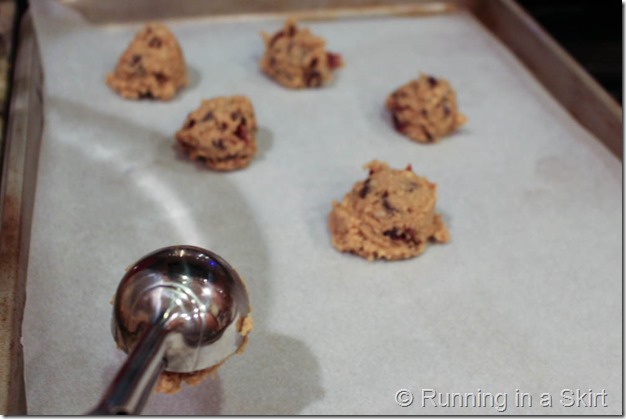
(24, 1), (621, 414)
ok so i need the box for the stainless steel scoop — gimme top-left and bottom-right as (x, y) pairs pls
(90, 245), (251, 415)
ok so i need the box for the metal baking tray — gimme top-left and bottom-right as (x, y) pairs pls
(1, 0), (621, 414)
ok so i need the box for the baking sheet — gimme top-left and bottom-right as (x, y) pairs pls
(24, 0), (621, 415)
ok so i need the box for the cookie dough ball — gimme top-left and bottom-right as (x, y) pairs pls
(386, 73), (466, 143)
(329, 160), (449, 261)
(106, 22), (187, 100)
(175, 96), (257, 171)
(260, 19), (343, 89)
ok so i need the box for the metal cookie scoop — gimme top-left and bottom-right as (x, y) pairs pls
(90, 245), (251, 415)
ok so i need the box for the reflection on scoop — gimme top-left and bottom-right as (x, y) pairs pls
(113, 245), (251, 373)
(90, 245), (251, 414)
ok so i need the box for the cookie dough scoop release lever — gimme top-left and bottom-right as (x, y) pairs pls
(89, 245), (251, 415)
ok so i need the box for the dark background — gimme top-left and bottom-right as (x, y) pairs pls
(518, 0), (622, 104)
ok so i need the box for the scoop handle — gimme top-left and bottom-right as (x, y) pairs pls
(89, 326), (168, 415)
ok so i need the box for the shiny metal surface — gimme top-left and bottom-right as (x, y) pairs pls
(90, 245), (250, 414)
(113, 245), (250, 373)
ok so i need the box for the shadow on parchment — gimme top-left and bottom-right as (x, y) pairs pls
(44, 96), (323, 415)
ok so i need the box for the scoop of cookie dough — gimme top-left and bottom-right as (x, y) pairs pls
(106, 22), (187, 100)
(175, 96), (258, 171)
(386, 73), (466, 143)
(329, 160), (449, 261)
(260, 19), (343, 89)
